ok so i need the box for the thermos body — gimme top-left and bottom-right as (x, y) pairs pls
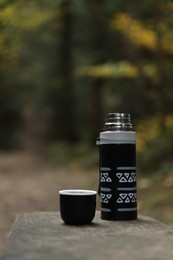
(98, 113), (137, 220)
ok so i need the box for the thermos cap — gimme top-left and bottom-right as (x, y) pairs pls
(103, 113), (133, 131)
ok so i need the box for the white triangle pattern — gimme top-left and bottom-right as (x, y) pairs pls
(101, 193), (112, 204)
(116, 193), (137, 204)
(100, 172), (112, 183)
(116, 173), (122, 179)
(117, 198), (123, 203)
(116, 172), (136, 183)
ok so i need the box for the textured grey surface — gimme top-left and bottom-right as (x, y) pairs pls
(1, 211), (173, 260)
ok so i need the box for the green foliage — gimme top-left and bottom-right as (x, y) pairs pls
(0, 0), (173, 175)
(138, 117), (173, 178)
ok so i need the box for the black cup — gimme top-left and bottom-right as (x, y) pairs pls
(59, 189), (97, 225)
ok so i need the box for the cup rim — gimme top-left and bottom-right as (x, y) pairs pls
(59, 189), (97, 196)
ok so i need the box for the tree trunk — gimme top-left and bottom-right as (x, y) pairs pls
(87, 0), (106, 141)
(51, 0), (77, 142)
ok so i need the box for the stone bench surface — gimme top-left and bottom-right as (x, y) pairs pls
(1, 211), (173, 260)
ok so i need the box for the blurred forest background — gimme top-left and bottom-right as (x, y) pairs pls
(1, 0), (173, 249)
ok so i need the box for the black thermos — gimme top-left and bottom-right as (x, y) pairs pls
(97, 113), (137, 220)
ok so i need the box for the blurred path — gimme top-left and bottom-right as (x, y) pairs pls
(0, 151), (97, 251)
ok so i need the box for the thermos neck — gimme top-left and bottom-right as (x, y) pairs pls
(103, 113), (133, 131)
